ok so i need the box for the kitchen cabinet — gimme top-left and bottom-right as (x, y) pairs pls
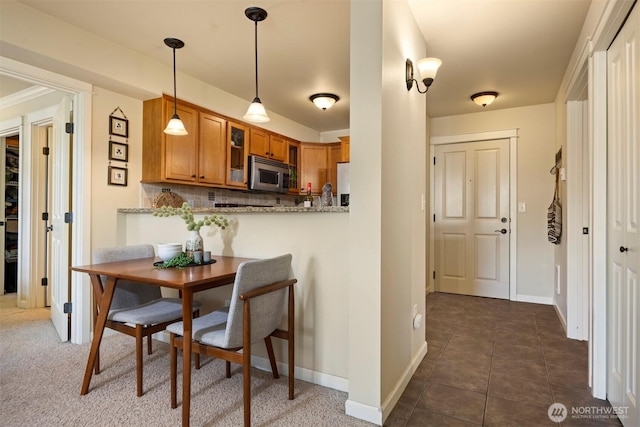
(287, 140), (300, 194)
(249, 128), (286, 162)
(300, 143), (328, 195)
(163, 102), (198, 182)
(143, 96), (227, 186)
(199, 113), (227, 185)
(227, 121), (249, 188)
(339, 136), (350, 162)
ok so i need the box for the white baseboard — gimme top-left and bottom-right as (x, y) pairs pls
(553, 302), (568, 334)
(153, 331), (349, 392)
(345, 399), (383, 426)
(516, 294), (553, 305)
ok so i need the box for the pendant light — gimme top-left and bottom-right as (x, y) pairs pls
(243, 7), (270, 123)
(163, 37), (188, 136)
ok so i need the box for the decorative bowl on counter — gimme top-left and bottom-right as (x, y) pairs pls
(156, 243), (182, 261)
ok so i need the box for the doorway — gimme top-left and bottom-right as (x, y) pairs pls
(430, 129), (518, 300)
(433, 139), (510, 299)
(1, 134), (19, 294)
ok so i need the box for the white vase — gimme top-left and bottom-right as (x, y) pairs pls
(185, 229), (203, 258)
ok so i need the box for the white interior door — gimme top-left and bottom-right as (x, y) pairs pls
(434, 139), (510, 299)
(50, 96), (72, 342)
(607, 5), (639, 426)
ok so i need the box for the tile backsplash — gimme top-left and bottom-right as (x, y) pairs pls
(141, 183), (303, 208)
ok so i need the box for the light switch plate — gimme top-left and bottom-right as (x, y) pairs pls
(518, 202), (526, 212)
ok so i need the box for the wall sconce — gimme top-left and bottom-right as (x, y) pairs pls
(163, 37), (188, 135)
(309, 93), (340, 110)
(405, 57), (442, 93)
(471, 91), (498, 107)
(243, 7), (270, 123)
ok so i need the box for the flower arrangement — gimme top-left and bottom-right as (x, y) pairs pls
(153, 202), (228, 231)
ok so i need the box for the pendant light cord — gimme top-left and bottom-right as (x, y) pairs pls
(253, 20), (259, 100)
(172, 47), (178, 115)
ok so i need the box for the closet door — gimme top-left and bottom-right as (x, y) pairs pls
(607, 5), (639, 426)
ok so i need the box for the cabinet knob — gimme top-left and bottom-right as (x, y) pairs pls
(191, 175), (197, 178)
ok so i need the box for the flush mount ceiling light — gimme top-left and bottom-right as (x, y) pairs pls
(163, 37), (188, 136)
(405, 57), (442, 93)
(309, 93), (340, 110)
(243, 7), (270, 123)
(471, 91), (499, 107)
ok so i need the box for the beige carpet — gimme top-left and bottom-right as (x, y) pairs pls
(0, 294), (372, 427)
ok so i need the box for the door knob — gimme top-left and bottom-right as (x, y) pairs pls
(495, 229), (507, 234)
(620, 246), (629, 253)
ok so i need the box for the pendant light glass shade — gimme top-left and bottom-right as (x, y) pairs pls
(164, 114), (188, 135)
(163, 37), (188, 136)
(244, 97), (270, 122)
(244, 7), (270, 123)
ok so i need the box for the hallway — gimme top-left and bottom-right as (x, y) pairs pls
(386, 292), (621, 426)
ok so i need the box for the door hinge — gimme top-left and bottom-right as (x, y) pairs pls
(64, 212), (73, 223)
(433, 214), (436, 222)
(41, 277), (48, 287)
(433, 157), (436, 165)
(42, 147), (50, 155)
(582, 227), (589, 235)
(65, 122), (74, 134)
(63, 302), (72, 314)
(433, 271), (436, 279)
(42, 212), (49, 221)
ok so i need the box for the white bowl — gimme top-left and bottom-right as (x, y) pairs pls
(157, 243), (183, 261)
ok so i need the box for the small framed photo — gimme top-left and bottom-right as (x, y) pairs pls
(108, 166), (128, 186)
(109, 141), (128, 162)
(109, 116), (129, 138)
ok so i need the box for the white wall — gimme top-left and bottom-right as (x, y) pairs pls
(430, 104), (556, 302)
(346, 0), (428, 424)
(91, 88), (143, 248)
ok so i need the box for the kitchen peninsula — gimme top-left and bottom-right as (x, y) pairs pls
(114, 203), (351, 392)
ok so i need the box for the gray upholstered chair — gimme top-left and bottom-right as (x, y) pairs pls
(92, 244), (201, 396)
(167, 254), (297, 427)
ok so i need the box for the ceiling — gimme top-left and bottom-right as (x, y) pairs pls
(2, 0), (592, 132)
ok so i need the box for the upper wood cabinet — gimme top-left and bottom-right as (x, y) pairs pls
(339, 136), (350, 162)
(199, 113), (227, 186)
(143, 95), (227, 186)
(300, 143), (328, 195)
(328, 143), (342, 195)
(249, 128), (286, 162)
(287, 140), (300, 193)
(226, 121), (249, 188)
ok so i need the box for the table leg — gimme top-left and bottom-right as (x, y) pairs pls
(182, 290), (193, 427)
(81, 274), (117, 395)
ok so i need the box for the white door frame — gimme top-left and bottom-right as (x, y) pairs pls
(0, 56), (93, 345)
(430, 129), (518, 300)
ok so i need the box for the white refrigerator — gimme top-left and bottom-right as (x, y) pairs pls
(336, 162), (350, 206)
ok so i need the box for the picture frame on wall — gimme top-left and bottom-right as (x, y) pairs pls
(109, 116), (128, 138)
(108, 166), (128, 186)
(109, 140), (128, 162)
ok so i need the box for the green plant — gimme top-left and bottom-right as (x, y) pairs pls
(154, 252), (194, 269)
(153, 202), (228, 232)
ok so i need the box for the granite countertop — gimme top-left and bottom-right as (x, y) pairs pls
(118, 206), (349, 214)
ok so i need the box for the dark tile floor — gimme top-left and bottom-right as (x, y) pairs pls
(385, 292), (622, 426)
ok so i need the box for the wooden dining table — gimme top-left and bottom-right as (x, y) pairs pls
(70, 255), (254, 427)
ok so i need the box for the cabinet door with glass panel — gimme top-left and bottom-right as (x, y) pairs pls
(226, 121), (249, 188)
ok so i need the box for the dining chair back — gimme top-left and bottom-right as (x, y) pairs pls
(167, 253), (296, 426)
(92, 244), (200, 396)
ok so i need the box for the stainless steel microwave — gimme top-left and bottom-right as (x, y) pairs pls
(248, 155), (290, 193)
